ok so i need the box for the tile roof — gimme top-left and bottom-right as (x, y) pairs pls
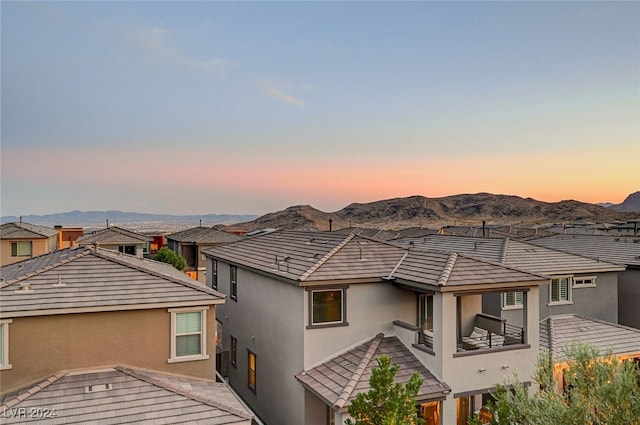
(0, 247), (223, 317)
(539, 315), (640, 362)
(76, 226), (152, 245)
(296, 334), (450, 409)
(205, 231), (545, 289)
(0, 367), (253, 424)
(167, 227), (243, 244)
(0, 222), (59, 239)
(392, 235), (624, 276)
(527, 234), (640, 267)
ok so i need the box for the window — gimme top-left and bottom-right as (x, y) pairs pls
(573, 276), (596, 288)
(118, 245), (136, 255)
(419, 294), (434, 332)
(248, 350), (257, 392)
(550, 277), (572, 304)
(502, 291), (524, 309)
(11, 241), (32, 257)
(326, 406), (336, 425)
(230, 266), (238, 301)
(168, 307), (209, 363)
(230, 335), (237, 368)
(0, 320), (12, 370)
(211, 260), (218, 290)
(308, 287), (348, 328)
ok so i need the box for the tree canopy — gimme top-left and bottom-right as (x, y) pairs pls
(471, 343), (640, 425)
(346, 354), (424, 425)
(152, 246), (188, 271)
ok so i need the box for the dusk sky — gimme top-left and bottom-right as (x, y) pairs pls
(2, 1), (639, 217)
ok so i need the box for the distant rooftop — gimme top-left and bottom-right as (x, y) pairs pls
(0, 222), (59, 239)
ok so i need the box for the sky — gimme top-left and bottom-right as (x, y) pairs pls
(2, 1), (639, 217)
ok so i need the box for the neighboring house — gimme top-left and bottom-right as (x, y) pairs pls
(527, 234), (640, 329)
(0, 222), (59, 266)
(0, 246), (254, 424)
(166, 227), (242, 284)
(53, 226), (84, 249)
(204, 231), (548, 425)
(76, 226), (152, 258)
(392, 235), (625, 326)
(539, 314), (640, 389)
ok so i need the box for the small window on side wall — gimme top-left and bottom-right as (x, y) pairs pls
(307, 287), (348, 328)
(573, 276), (596, 288)
(11, 241), (32, 257)
(211, 260), (218, 290)
(0, 320), (12, 370)
(230, 266), (238, 301)
(549, 277), (572, 305)
(502, 291), (524, 309)
(230, 335), (237, 368)
(248, 350), (257, 392)
(168, 307), (209, 363)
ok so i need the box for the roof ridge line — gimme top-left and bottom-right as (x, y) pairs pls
(499, 237), (509, 264)
(386, 250), (410, 280)
(0, 371), (68, 412)
(299, 233), (355, 282)
(0, 248), (92, 288)
(115, 366), (252, 420)
(334, 333), (385, 409)
(437, 252), (458, 286)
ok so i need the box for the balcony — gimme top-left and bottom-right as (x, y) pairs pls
(457, 313), (525, 353)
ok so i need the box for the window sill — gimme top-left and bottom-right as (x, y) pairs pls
(573, 285), (596, 289)
(167, 354), (209, 364)
(0, 364), (12, 370)
(306, 321), (349, 330)
(501, 305), (524, 311)
(547, 301), (573, 306)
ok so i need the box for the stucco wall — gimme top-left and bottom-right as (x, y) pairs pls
(1, 238), (52, 266)
(619, 269), (640, 328)
(0, 307), (217, 394)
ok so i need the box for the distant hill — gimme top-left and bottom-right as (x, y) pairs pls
(227, 193), (639, 232)
(0, 210), (259, 228)
(609, 191), (640, 212)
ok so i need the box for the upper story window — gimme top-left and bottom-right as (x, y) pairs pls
(502, 291), (524, 309)
(248, 350), (257, 393)
(573, 276), (596, 288)
(11, 241), (32, 258)
(307, 287), (348, 328)
(230, 266), (238, 301)
(168, 307), (209, 363)
(230, 335), (237, 368)
(118, 245), (136, 255)
(0, 320), (12, 370)
(211, 260), (218, 290)
(549, 277), (572, 305)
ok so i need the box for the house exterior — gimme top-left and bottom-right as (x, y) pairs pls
(0, 222), (59, 266)
(204, 231), (548, 425)
(392, 235), (625, 326)
(76, 226), (152, 258)
(0, 246), (254, 424)
(166, 227), (242, 283)
(527, 234), (640, 329)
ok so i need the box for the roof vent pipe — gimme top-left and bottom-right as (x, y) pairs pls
(329, 219), (333, 232)
(106, 219), (109, 228)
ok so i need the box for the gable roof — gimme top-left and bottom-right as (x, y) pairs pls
(296, 334), (450, 410)
(393, 235), (624, 276)
(528, 234), (640, 268)
(167, 227), (243, 244)
(0, 247), (224, 318)
(76, 226), (152, 245)
(0, 222), (59, 239)
(0, 367), (253, 424)
(539, 314), (640, 362)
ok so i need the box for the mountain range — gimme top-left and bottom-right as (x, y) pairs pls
(2, 192), (638, 232)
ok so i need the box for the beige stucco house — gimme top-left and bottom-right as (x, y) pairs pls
(0, 222), (59, 266)
(76, 226), (152, 258)
(0, 246), (254, 423)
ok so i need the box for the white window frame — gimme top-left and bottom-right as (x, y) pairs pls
(0, 320), (12, 370)
(502, 291), (524, 310)
(11, 241), (32, 257)
(168, 307), (209, 363)
(549, 276), (573, 305)
(307, 287), (348, 328)
(573, 276), (597, 288)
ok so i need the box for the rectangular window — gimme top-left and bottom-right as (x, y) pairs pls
(550, 277), (572, 304)
(502, 291), (524, 309)
(248, 350), (257, 392)
(308, 287), (348, 328)
(230, 266), (238, 301)
(326, 406), (336, 425)
(168, 307), (209, 363)
(211, 260), (218, 290)
(573, 276), (596, 288)
(230, 335), (237, 368)
(11, 241), (32, 257)
(0, 320), (12, 370)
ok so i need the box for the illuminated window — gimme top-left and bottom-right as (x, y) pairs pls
(168, 307), (209, 363)
(308, 288), (348, 328)
(11, 241), (32, 257)
(248, 350), (257, 392)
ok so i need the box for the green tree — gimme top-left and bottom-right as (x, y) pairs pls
(152, 246), (188, 271)
(345, 354), (424, 425)
(470, 343), (640, 425)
